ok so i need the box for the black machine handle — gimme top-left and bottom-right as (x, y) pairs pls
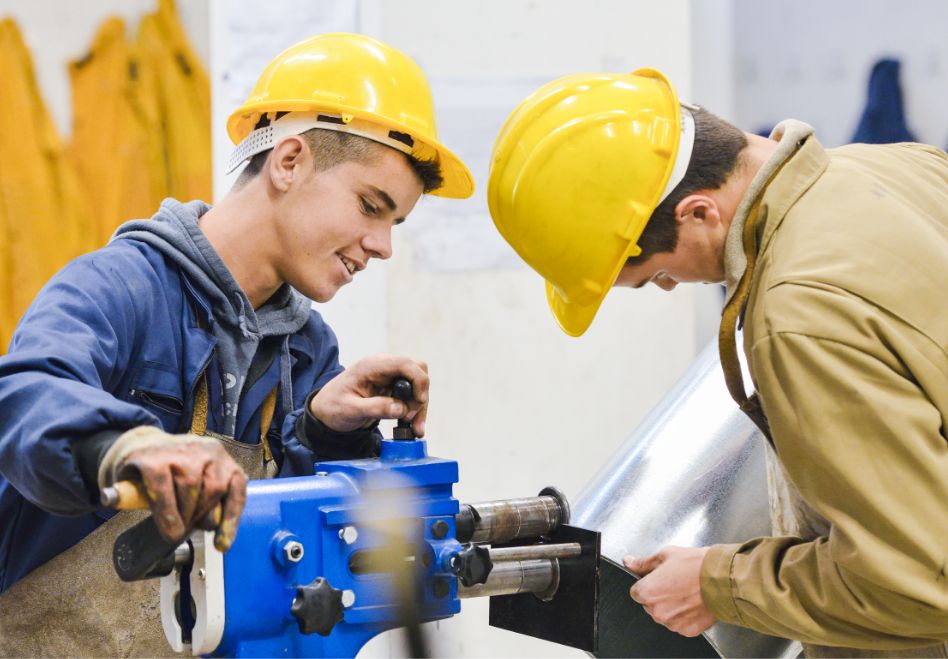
(111, 501), (219, 581)
(113, 515), (183, 581)
(391, 377), (416, 441)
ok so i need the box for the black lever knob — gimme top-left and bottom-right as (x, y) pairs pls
(391, 377), (415, 441)
(290, 577), (344, 636)
(452, 544), (493, 587)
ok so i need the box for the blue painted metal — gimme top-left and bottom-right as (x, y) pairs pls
(213, 439), (464, 658)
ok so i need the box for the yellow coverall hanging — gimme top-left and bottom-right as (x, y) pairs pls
(0, 19), (91, 352)
(138, 0), (212, 202)
(69, 17), (167, 246)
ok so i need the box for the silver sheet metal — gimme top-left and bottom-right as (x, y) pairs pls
(572, 341), (801, 658)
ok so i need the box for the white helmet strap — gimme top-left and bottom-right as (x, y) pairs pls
(226, 111), (415, 174)
(657, 104), (697, 205)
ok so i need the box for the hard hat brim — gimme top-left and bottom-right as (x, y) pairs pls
(545, 239), (642, 338)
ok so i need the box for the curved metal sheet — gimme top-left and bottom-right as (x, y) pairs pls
(572, 341), (801, 658)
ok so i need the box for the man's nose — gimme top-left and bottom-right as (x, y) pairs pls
(655, 277), (677, 292)
(363, 226), (393, 260)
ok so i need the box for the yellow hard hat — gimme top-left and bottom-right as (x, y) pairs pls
(226, 33), (474, 199)
(487, 69), (693, 336)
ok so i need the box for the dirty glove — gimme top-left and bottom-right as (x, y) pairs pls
(98, 426), (248, 552)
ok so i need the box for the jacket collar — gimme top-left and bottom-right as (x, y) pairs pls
(723, 120), (823, 304)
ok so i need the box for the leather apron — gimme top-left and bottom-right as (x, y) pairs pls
(0, 380), (278, 658)
(721, 196), (948, 659)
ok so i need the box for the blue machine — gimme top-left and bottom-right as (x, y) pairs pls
(151, 434), (576, 657)
(106, 382), (580, 656)
(220, 438), (458, 657)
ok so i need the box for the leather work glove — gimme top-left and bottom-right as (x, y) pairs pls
(98, 426), (248, 552)
(310, 354), (430, 437)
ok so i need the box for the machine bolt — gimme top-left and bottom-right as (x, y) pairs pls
(338, 526), (359, 545)
(197, 568), (206, 580)
(284, 540), (305, 563)
(433, 578), (451, 599)
(431, 520), (449, 539)
(341, 589), (356, 608)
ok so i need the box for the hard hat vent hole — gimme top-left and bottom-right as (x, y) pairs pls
(317, 114), (346, 125)
(388, 130), (414, 148)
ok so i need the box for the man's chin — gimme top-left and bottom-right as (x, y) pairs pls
(295, 278), (346, 303)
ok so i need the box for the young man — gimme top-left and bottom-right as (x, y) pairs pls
(0, 33), (473, 656)
(488, 69), (948, 655)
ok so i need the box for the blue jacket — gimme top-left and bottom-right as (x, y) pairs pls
(0, 236), (346, 592)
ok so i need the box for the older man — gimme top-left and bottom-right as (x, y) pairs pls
(487, 69), (948, 655)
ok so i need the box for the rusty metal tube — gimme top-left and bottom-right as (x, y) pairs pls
(487, 542), (580, 562)
(457, 559), (559, 600)
(458, 492), (568, 544)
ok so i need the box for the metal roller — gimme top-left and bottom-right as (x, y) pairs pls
(458, 559), (559, 601)
(456, 487), (570, 544)
(487, 542), (580, 562)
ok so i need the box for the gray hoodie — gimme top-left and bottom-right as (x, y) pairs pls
(113, 198), (312, 436)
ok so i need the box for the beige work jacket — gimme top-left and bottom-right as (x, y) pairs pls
(701, 136), (948, 648)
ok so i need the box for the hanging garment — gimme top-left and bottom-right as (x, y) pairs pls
(851, 58), (918, 144)
(138, 0), (212, 203)
(69, 17), (167, 246)
(0, 19), (90, 351)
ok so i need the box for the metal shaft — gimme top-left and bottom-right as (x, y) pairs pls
(458, 559), (559, 601)
(459, 495), (567, 544)
(487, 542), (580, 562)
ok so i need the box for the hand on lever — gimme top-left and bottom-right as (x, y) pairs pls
(100, 427), (248, 552)
(310, 354), (430, 437)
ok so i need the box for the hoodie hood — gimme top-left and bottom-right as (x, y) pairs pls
(113, 198), (312, 436)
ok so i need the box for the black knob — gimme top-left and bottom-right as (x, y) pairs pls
(452, 544), (493, 587)
(391, 378), (415, 441)
(391, 378), (413, 402)
(290, 577), (344, 636)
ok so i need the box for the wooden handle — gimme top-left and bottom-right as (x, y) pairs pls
(101, 480), (223, 527)
(101, 480), (150, 509)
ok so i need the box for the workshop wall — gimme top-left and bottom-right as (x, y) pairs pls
(211, 1), (696, 657)
(730, 0), (948, 148)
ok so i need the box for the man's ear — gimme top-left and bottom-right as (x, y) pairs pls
(674, 193), (721, 227)
(267, 136), (307, 193)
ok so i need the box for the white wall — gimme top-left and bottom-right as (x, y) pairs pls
(212, 1), (697, 656)
(731, 0), (948, 147)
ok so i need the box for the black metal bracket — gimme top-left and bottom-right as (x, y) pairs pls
(488, 523), (601, 652)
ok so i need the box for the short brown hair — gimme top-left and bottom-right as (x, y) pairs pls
(628, 108), (747, 263)
(234, 126), (443, 193)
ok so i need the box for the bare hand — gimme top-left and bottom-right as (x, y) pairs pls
(118, 440), (248, 552)
(624, 546), (716, 637)
(310, 354), (430, 436)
